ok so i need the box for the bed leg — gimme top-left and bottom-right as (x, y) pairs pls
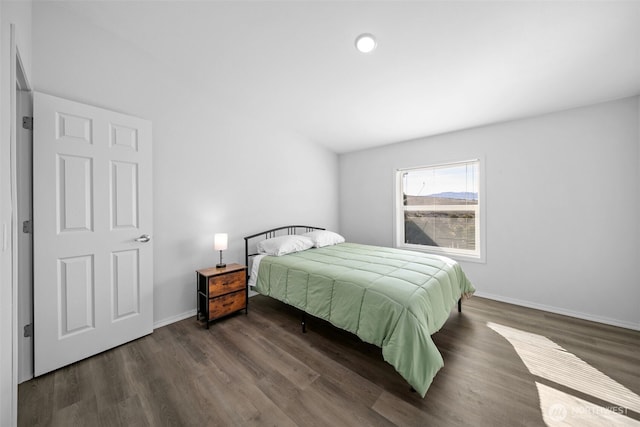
(301, 312), (307, 333)
(458, 298), (462, 313)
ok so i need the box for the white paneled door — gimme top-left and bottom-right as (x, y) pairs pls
(33, 93), (153, 376)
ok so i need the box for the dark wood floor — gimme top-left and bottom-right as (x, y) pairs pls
(19, 295), (640, 426)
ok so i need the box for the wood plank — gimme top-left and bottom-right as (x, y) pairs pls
(18, 295), (640, 426)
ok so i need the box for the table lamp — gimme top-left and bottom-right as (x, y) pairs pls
(214, 233), (228, 268)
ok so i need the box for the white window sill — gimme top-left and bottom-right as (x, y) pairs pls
(395, 243), (486, 264)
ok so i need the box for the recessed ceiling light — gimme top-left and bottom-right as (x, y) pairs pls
(355, 33), (377, 53)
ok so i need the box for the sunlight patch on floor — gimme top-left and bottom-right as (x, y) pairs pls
(487, 322), (640, 426)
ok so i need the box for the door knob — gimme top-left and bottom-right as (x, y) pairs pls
(135, 234), (151, 243)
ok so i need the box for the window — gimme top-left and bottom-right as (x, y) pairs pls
(395, 159), (482, 261)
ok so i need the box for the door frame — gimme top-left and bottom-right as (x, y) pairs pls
(6, 23), (32, 425)
(16, 61), (32, 384)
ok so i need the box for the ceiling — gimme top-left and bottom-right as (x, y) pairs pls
(53, 1), (640, 153)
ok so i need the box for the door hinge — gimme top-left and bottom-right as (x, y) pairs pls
(22, 220), (32, 234)
(22, 116), (33, 130)
(24, 323), (33, 338)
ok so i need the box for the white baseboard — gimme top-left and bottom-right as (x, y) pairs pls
(474, 291), (640, 331)
(153, 293), (260, 329)
(153, 309), (197, 329)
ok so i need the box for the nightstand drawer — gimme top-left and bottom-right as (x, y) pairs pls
(209, 270), (245, 297)
(209, 290), (246, 320)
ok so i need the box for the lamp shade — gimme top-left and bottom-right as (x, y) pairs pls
(214, 233), (228, 251)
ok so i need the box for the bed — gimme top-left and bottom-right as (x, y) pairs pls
(244, 225), (475, 397)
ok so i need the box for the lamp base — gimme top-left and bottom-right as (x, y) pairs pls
(216, 249), (226, 269)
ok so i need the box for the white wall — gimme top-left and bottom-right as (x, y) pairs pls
(340, 97), (640, 330)
(0, 1), (32, 424)
(32, 3), (339, 325)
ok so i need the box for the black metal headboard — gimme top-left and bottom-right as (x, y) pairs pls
(243, 225), (325, 283)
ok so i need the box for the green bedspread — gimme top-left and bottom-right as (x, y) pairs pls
(254, 242), (475, 397)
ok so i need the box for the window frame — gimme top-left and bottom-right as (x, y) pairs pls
(394, 158), (486, 263)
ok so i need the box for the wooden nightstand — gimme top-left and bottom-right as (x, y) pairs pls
(196, 263), (248, 328)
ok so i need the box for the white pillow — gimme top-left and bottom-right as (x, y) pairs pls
(256, 235), (314, 256)
(303, 230), (345, 248)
